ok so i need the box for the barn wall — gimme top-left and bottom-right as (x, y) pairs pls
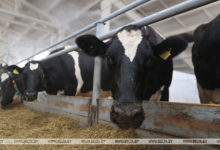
(170, 71), (200, 103)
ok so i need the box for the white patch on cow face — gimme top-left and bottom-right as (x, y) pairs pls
(2, 63), (6, 67)
(57, 90), (64, 96)
(29, 63), (39, 71)
(69, 51), (84, 94)
(1, 73), (9, 82)
(117, 29), (142, 62)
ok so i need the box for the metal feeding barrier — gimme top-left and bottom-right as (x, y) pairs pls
(17, 0), (220, 139)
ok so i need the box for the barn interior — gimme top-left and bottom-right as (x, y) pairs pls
(0, 0), (219, 71)
(0, 0), (219, 102)
(0, 0), (220, 148)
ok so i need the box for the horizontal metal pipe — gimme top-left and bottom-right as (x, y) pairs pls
(42, 0), (216, 62)
(100, 0), (217, 40)
(16, 0), (149, 64)
(99, 0), (149, 23)
(41, 45), (79, 61)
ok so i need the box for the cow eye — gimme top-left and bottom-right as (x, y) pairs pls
(144, 57), (155, 68)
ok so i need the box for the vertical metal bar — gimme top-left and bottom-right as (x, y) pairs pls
(91, 57), (102, 106)
(92, 22), (104, 105)
(88, 22), (104, 126)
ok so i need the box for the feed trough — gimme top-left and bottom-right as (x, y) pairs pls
(24, 93), (220, 138)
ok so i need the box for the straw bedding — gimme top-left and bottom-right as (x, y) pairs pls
(0, 100), (151, 150)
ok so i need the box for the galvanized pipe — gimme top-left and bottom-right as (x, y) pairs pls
(16, 0), (149, 65)
(92, 22), (104, 106)
(88, 22), (104, 126)
(92, 56), (102, 106)
(101, 0), (217, 40)
(41, 45), (79, 61)
(41, 0), (217, 62)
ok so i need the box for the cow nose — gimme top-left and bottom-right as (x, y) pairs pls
(110, 101), (145, 129)
(25, 91), (37, 101)
(25, 91), (36, 96)
(1, 101), (7, 108)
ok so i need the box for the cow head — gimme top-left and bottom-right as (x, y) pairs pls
(0, 65), (24, 107)
(76, 25), (189, 129)
(22, 61), (45, 101)
(7, 65), (24, 78)
(0, 72), (11, 107)
(0, 63), (8, 90)
(0, 65), (23, 88)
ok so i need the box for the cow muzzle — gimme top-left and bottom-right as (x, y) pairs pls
(110, 101), (145, 129)
(1, 101), (7, 109)
(25, 91), (37, 101)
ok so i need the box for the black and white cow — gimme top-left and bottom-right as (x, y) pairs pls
(192, 14), (220, 104)
(22, 46), (112, 100)
(0, 65), (24, 107)
(76, 25), (191, 128)
(0, 63), (8, 94)
(0, 63), (7, 74)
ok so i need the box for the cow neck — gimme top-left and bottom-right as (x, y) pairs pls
(8, 72), (20, 94)
(12, 80), (20, 94)
(41, 73), (46, 83)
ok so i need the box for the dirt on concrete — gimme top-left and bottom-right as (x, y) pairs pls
(0, 100), (151, 150)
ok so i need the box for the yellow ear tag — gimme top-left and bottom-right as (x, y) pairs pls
(13, 69), (19, 74)
(159, 48), (172, 60)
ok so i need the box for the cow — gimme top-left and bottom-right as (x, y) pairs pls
(0, 65), (24, 108)
(22, 46), (112, 101)
(0, 63), (8, 94)
(192, 14), (220, 104)
(0, 63), (8, 74)
(76, 25), (192, 129)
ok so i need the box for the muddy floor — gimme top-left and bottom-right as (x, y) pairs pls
(0, 100), (151, 150)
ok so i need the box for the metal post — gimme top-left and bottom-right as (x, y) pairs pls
(88, 22), (104, 126)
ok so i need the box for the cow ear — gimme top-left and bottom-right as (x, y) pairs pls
(76, 34), (108, 56)
(15, 67), (24, 74)
(7, 65), (24, 74)
(153, 35), (189, 61)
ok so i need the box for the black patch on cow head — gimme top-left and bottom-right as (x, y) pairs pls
(76, 34), (108, 56)
(7, 65), (24, 79)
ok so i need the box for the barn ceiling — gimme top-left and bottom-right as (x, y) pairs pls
(0, 0), (219, 74)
